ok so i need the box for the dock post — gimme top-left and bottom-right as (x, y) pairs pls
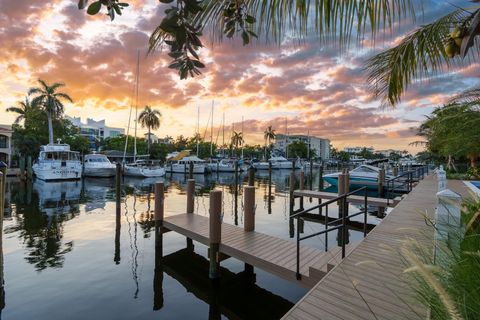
(344, 169), (350, 218)
(377, 168), (385, 218)
(268, 162), (272, 215)
(189, 162), (194, 179)
(244, 186), (255, 232)
(209, 190), (222, 280)
(289, 171), (295, 215)
(299, 170), (305, 210)
(154, 183), (165, 247)
(186, 179), (195, 251)
(309, 159), (313, 190)
(248, 166), (255, 187)
(115, 163), (122, 202)
(338, 170), (346, 218)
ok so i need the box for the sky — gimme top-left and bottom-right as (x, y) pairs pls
(0, 0), (478, 154)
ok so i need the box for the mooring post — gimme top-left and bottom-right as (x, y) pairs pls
(338, 170), (346, 218)
(268, 162), (272, 215)
(378, 168), (385, 218)
(209, 190), (222, 280)
(289, 171), (295, 215)
(344, 169), (350, 218)
(248, 166), (255, 187)
(189, 162), (194, 179)
(154, 183), (165, 248)
(115, 163), (122, 201)
(186, 179), (195, 250)
(244, 186), (255, 232)
(299, 170), (305, 210)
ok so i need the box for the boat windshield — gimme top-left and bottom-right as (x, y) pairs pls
(41, 151), (79, 161)
(87, 156), (109, 163)
(352, 166), (379, 174)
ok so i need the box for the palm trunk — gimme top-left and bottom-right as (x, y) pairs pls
(47, 111), (54, 144)
(147, 126), (151, 155)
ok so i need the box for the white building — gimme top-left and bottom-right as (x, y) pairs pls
(144, 133), (159, 144)
(67, 117), (125, 149)
(274, 134), (331, 159)
(376, 149), (403, 157)
(343, 146), (375, 154)
(0, 124), (12, 166)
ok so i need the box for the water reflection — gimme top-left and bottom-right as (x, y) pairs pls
(2, 169), (383, 319)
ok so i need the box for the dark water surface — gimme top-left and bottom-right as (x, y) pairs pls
(1, 170), (387, 319)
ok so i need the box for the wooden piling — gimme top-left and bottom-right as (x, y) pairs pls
(338, 171), (346, 218)
(209, 190), (222, 279)
(289, 171), (295, 215)
(115, 163), (122, 201)
(244, 186), (255, 232)
(299, 171), (305, 190)
(155, 183), (165, 224)
(248, 167), (255, 187)
(189, 162), (194, 179)
(186, 179), (195, 214)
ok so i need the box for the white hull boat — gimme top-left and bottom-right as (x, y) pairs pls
(124, 160), (165, 177)
(166, 155), (206, 174)
(33, 143), (82, 181)
(208, 159), (245, 172)
(324, 165), (395, 190)
(83, 154), (116, 177)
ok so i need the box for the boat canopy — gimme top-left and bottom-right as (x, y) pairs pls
(167, 150), (191, 161)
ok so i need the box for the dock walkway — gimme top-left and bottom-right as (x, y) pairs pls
(282, 177), (472, 319)
(163, 213), (352, 288)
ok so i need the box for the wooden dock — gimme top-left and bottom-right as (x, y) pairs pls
(293, 189), (400, 208)
(282, 176), (472, 319)
(163, 213), (351, 288)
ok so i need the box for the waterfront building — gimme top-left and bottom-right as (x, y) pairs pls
(0, 124), (12, 166)
(343, 146), (375, 154)
(376, 149), (403, 157)
(274, 134), (331, 159)
(67, 116), (125, 149)
(144, 133), (159, 144)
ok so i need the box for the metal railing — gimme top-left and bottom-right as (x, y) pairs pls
(385, 165), (430, 202)
(291, 186), (369, 280)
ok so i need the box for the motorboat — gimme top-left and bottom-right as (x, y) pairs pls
(323, 165), (394, 190)
(83, 154), (116, 177)
(208, 158), (245, 173)
(166, 155), (206, 174)
(252, 160), (270, 170)
(124, 160), (165, 177)
(32, 143), (82, 181)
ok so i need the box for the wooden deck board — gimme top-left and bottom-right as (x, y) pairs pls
(163, 212), (337, 288)
(282, 176), (472, 319)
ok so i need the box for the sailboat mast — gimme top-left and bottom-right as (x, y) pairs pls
(222, 112), (225, 158)
(241, 116), (244, 159)
(196, 105), (200, 156)
(133, 50), (140, 162)
(210, 101), (214, 157)
(307, 129), (310, 160)
(285, 117), (288, 158)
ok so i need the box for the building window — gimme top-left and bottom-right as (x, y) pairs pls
(0, 135), (7, 149)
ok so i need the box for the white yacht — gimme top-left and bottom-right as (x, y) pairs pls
(83, 154), (116, 177)
(124, 160), (166, 177)
(166, 155), (206, 174)
(324, 165), (395, 190)
(32, 143), (82, 181)
(208, 159), (245, 172)
(270, 156), (302, 169)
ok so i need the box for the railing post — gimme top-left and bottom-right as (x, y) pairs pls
(209, 190), (222, 280)
(341, 197), (347, 258)
(296, 217), (301, 280)
(324, 206), (329, 251)
(299, 170), (305, 210)
(244, 186), (255, 232)
(338, 171), (346, 218)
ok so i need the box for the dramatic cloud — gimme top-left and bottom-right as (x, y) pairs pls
(1, 0), (479, 153)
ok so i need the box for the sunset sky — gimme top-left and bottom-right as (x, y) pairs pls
(1, 0), (478, 153)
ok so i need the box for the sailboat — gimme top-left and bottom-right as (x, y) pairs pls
(123, 51), (165, 178)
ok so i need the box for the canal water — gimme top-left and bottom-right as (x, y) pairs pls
(1, 170), (387, 319)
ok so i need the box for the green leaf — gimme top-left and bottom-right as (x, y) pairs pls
(78, 0), (89, 10)
(192, 60), (205, 68)
(245, 15), (256, 24)
(87, 1), (102, 15)
(159, 0), (174, 3)
(241, 31), (249, 45)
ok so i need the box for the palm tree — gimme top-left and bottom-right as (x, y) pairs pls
(138, 105), (162, 154)
(366, 7), (480, 107)
(263, 126), (276, 159)
(28, 79), (73, 144)
(231, 131), (243, 157)
(6, 97), (34, 124)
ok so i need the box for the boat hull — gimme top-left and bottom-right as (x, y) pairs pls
(166, 163), (206, 174)
(124, 166), (165, 177)
(33, 161), (82, 181)
(83, 166), (116, 177)
(324, 176), (381, 190)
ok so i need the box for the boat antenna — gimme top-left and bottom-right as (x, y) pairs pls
(133, 50), (140, 162)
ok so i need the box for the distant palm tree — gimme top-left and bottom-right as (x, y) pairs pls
(28, 79), (73, 144)
(231, 131), (243, 156)
(7, 97), (35, 124)
(138, 105), (162, 154)
(263, 126), (276, 159)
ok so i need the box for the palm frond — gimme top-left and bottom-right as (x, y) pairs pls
(54, 92), (74, 103)
(448, 86), (480, 104)
(366, 9), (477, 107)
(194, 0), (416, 45)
